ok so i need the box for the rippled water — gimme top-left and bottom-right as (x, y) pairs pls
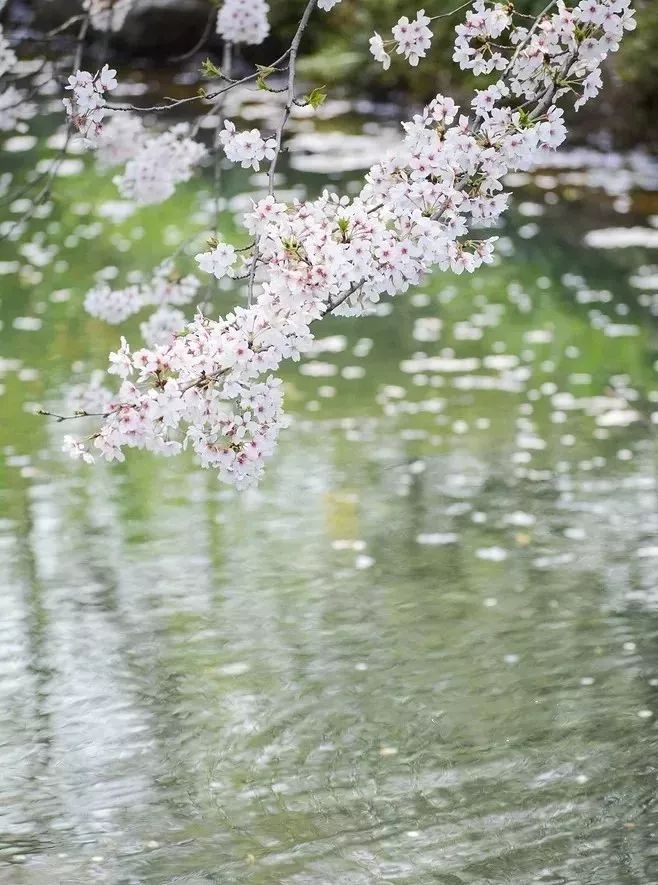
(1, 94), (657, 883)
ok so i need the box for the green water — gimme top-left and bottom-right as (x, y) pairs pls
(0, 106), (657, 884)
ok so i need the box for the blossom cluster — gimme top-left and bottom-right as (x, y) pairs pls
(114, 124), (206, 205)
(60, 59), (206, 204)
(63, 435), (96, 464)
(84, 317), (291, 489)
(60, 0), (636, 488)
(453, 0), (511, 75)
(85, 282), (142, 325)
(370, 8), (433, 69)
(0, 24), (36, 132)
(94, 113), (147, 168)
(219, 120), (277, 171)
(82, 109), (204, 205)
(63, 65), (117, 141)
(0, 84), (36, 132)
(84, 261), (200, 331)
(195, 242), (237, 280)
(453, 0), (635, 109)
(216, 0), (270, 45)
(0, 24), (17, 78)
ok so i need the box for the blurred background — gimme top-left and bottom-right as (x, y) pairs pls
(16, 0), (658, 146)
(0, 1), (657, 883)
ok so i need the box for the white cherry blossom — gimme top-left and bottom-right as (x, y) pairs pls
(216, 0), (270, 45)
(392, 9), (433, 66)
(63, 66), (117, 141)
(0, 24), (17, 77)
(219, 120), (277, 171)
(114, 125), (205, 205)
(195, 242), (237, 280)
(369, 33), (391, 70)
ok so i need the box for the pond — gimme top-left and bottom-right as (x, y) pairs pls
(0, 90), (657, 884)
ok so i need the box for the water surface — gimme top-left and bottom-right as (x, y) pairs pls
(0, 97), (657, 884)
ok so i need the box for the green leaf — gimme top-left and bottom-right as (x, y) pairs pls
(255, 65), (277, 92)
(304, 86), (327, 110)
(201, 58), (222, 78)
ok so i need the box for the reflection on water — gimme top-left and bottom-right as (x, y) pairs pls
(0, 96), (657, 883)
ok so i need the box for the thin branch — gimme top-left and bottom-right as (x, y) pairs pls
(267, 0), (316, 196)
(247, 0), (317, 308)
(46, 13), (86, 40)
(72, 12), (89, 73)
(180, 366), (231, 393)
(429, 2), (475, 22)
(321, 280), (364, 316)
(170, 5), (217, 62)
(528, 50), (578, 121)
(36, 408), (112, 423)
(212, 40), (233, 234)
(106, 48), (292, 114)
(0, 13), (89, 244)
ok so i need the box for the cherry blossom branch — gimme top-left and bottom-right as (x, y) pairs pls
(529, 50), (579, 121)
(38, 0), (637, 487)
(322, 281), (365, 316)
